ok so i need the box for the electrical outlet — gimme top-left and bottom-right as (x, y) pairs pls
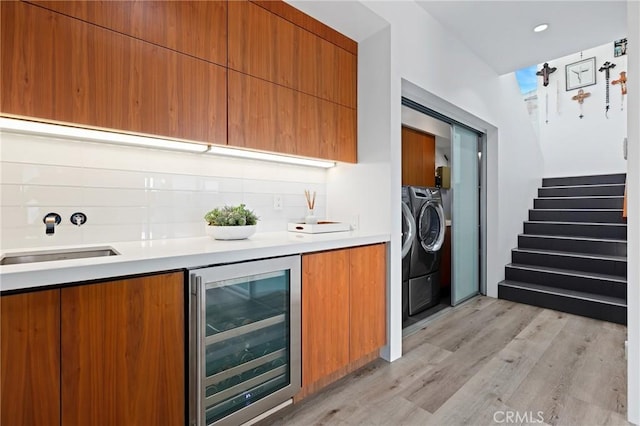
(273, 195), (283, 210)
(350, 214), (359, 231)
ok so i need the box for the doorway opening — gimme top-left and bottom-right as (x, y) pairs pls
(401, 96), (487, 331)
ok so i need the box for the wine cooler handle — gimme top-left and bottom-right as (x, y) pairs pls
(190, 274), (204, 426)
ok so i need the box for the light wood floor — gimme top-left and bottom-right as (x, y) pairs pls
(266, 296), (629, 426)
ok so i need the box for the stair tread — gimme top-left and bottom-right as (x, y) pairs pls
(512, 247), (626, 261)
(541, 183), (625, 190)
(536, 196), (624, 200)
(525, 220), (627, 227)
(506, 263), (627, 283)
(519, 233), (626, 243)
(499, 280), (627, 306)
(532, 208), (623, 211)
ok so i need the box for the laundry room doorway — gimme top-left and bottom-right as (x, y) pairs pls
(401, 94), (487, 330)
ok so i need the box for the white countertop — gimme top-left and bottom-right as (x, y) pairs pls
(0, 231), (390, 292)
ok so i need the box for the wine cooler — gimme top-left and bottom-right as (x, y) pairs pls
(189, 256), (301, 426)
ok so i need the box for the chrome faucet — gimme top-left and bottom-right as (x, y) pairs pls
(43, 213), (61, 235)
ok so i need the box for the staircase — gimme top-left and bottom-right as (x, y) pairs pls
(498, 173), (627, 324)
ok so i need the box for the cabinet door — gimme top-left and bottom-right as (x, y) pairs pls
(349, 244), (387, 361)
(27, 0), (227, 66)
(250, 0), (358, 55)
(301, 250), (350, 387)
(1, 290), (61, 426)
(402, 126), (436, 187)
(61, 272), (185, 425)
(1, 1), (226, 145)
(229, 0), (356, 108)
(228, 70), (356, 162)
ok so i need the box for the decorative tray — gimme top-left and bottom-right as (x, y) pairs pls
(287, 221), (351, 234)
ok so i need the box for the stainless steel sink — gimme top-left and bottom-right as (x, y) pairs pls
(0, 246), (120, 265)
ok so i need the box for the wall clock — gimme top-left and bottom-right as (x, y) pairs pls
(566, 57), (596, 91)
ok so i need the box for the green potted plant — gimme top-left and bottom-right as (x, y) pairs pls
(204, 204), (259, 240)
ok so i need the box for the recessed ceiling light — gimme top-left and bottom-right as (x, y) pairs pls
(533, 23), (549, 33)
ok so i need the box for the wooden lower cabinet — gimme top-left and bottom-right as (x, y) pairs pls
(0, 271), (185, 426)
(301, 249), (351, 387)
(300, 244), (386, 399)
(61, 272), (185, 425)
(1, 290), (61, 426)
(349, 244), (386, 361)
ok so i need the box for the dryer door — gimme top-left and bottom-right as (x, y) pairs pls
(401, 201), (416, 259)
(417, 200), (446, 253)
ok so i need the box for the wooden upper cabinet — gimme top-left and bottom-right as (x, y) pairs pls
(302, 249), (351, 387)
(228, 71), (356, 162)
(402, 126), (437, 187)
(1, 290), (61, 426)
(228, 0), (357, 109)
(26, 0), (227, 66)
(250, 0), (357, 55)
(61, 272), (185, 425)
(1, 1), (226, 145)
(349, 244), (386, 361)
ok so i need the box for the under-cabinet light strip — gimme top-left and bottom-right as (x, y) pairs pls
(205, 146), (335, 168)
(0, 117), (208, 153)
(0, 117), (336, 168)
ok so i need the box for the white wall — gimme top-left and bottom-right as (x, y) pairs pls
(538, 42), (628, 177)
(0, 132), (327, 249)
(364, 0), (543, 298)
(626, 1), (639, 423)
(316, 1), (544, 361)
(326, 25), (397, 359)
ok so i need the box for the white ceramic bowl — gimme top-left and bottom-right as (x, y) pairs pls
(206, 225), (257, 240)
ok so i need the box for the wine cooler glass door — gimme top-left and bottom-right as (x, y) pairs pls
(190, 255), (301, 426)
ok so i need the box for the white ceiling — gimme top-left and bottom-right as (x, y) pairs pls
(415, 1), (628, 74)
(288, 1), (628, 75)
(287, 0), (389, 42)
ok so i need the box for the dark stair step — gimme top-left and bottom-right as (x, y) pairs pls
(505, 263), (626, 299)
(538, 184), (626, 198)
(518, 234), (627, 256)
(534, 196), (624, 210)
(523, 221), (627, 240)
(542, 173), (627, 187)
(529, 209), (626, 224)
(498, 280), (626, 324)
(511, 248), (627, 277)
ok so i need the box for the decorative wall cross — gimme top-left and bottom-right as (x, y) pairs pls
(571, 89), (591, 119)
(612, 71), (627, 95)
(536, 62), (557, 87)
(612, 71), (628, 111)
(599, 61), (616, 118)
